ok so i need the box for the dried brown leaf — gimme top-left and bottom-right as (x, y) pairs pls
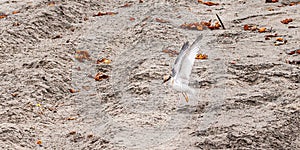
(37, 140), (42, 145)
(97, 58), (111, 64)
(195, 54), (208, 60)
(198, 0), (219, 6)
(0, 14), (7, 19)
(208, 25), (219, 30)
(201, 21), (211, 27)
(94, 72), (109, 81)
(181, 20), (220, 31)
(93, 12), (118, 17)
(196, 25), (203, 31)
(276, 37), (284, 41)
(67, 117), (76, 120)
(281, 18), (293, 24)
(69, 131), (76, 135)
(286, 50), (296, 55)
(266, 0), (278, 3)
(258, 27), (267, 33)
(215, 22), (221, 28)
(48, 1), (55, 6)
(243, 24), (250, 30)
(95, 12), (106, 16)
(286, 49), (300, 55)
(244, 24), (258, 31)
(203, 2), (219, 6)
(69, 89), (77, 93)
(12, 10), (20, 14)
(11, 93), (18, 97)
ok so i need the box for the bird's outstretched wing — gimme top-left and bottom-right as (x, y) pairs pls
(172, 41), (189, 77)
(174, 35), (203, 84)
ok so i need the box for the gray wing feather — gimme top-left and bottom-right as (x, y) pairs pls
(175, 35), (203, 84)
(172, 41), (189, 77)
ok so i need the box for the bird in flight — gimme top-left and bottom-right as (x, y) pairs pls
(163, 35), (203, 102)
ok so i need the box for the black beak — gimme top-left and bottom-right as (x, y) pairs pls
(162, 75), (171, 84)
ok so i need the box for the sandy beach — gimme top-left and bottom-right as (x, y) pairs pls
(0, 0), (299, 149)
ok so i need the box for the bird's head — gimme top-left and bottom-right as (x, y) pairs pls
(162, 74), (171, 84)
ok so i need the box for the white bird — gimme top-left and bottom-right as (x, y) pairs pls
(163, 35), (203, 102)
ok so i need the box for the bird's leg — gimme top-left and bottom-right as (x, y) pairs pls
(182, 92), (189, 102)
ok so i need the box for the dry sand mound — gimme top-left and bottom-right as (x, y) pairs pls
(0, 0), (299, 149)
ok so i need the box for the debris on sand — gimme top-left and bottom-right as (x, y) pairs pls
(281, 18), (293, 24)
(198, 0), (220, 6)
(93, 12), (118, 17)
(94, 72), (109, 81)
(180, 20), (221, 31)
(75, 50), (91, 62)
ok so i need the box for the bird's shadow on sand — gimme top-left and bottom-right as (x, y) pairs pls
(176, 101), (208, 114)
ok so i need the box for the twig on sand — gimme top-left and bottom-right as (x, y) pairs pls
(216, 14), (225, 30)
